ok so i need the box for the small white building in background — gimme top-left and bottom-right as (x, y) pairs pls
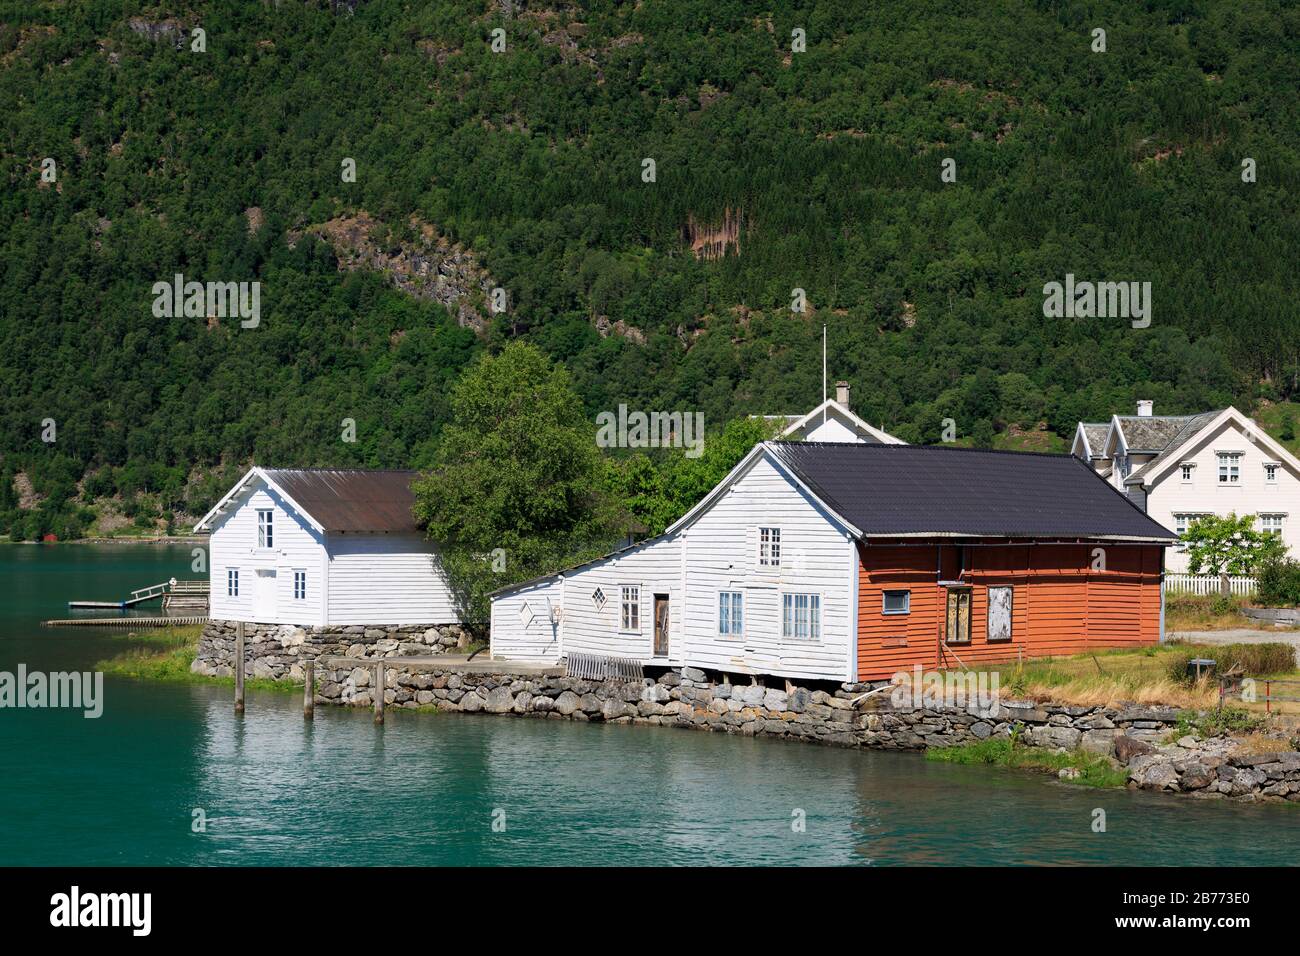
(1074, 403), (1300, 572)
(193, 467), (463, 626)
(764, 381), (906, 444)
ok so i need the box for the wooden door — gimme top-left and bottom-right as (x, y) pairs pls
(945, 588), (971, 645)
(653, 594), (669, 657)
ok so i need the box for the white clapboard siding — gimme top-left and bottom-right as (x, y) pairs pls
(326, 533), (461, 625)
(490, 576), (565, 663)
(681, 453), (854, 682)
(559, 535), (684, 664)
(208, 481), (327, 626)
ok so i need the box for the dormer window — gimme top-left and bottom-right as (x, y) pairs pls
(1180, 463), (1194, 483)
(257, 509), (274, 548)
(1116, 454), (1131, 479)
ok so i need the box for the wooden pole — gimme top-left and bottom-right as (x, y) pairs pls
(373, 661), (385, 725)
(234, 622), (245, 714)
(303, 660), (314, 720)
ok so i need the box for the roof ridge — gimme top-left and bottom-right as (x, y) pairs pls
(768, 440), (1076, 460)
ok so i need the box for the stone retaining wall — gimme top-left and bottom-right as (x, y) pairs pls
(197, 644), (1300, 803)
(191, 619), (472, 681)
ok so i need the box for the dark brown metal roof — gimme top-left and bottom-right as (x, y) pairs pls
(263, 469), (419, 533)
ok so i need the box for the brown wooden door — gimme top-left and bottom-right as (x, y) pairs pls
(945, 588), (971, 644)
(653, 594), (669, 657)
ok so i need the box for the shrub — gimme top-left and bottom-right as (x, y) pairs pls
(1166, 643), (1296, 683)
(1175, 707), (1265, 738)
(1256, 556), (1300, 607)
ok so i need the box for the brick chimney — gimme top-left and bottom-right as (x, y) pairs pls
(835, 381), (850, 406)
(1136, 400), (1153, 417)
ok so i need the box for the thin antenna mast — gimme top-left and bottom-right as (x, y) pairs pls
(822, 324), (827, 427)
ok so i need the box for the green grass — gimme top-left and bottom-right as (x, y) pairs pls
(1175, 706), (1266, 739)
(94, 624), (293, 692)
(927, 735), (1129, 789)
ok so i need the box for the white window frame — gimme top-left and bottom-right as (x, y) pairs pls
(227, 568), (240, 597)
(718, 591), (744, 638)
(293, 569), (306, 600)
(882, 589), (910, 615)
(1265, 462), (1280, 484)
(1173, 513), (1211, 548)
(257, 508), (275, 548)
(619, 584), (641, 633)
(1260, 514), (1285, 536)
(1217, 452), (1242, 485)
(1179, 462), (1194, 483)
(758, 527), (782, 568)
(781, 592), (821, 641)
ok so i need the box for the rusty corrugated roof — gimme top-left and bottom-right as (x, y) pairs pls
(264, 469), (420, 533)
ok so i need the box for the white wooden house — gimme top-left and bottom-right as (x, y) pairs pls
(490, 441), (1172, 683)
(1074, 403), (1300, 572)
(763, 382), (906, 444)
(193, 467), (462, 626)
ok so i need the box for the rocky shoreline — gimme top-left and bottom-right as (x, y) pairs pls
(304, 658), (1300, 805)
(190, 619), (1300, 805)
(191, 620), (473, 682)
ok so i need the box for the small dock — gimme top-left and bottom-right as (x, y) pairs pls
(67, 578), (209, 612)
(43, 614), (208, 628)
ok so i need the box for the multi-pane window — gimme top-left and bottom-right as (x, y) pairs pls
(945, 588), (972, 644)
(758, 527), (781, 567)
(718, 591), (744, 637)
(257, 509), (274, 547)
(591, 587), (607, 611)
(227, 568), (239, 597)
(1180, 463), (1194, 482)
(293, 569), (306, 600)
(882, 590), (910, 615)
(1260, 514), (1285, 536)
(1265, 463), (1279, 483)
(1217, 453), (1241, 484)
(620, 585), (640, 631)
(781, 593), (820, 640)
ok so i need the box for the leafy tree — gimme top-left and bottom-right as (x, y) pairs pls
(411, 343), (624, 624)
(1182, 513), (1288, 576)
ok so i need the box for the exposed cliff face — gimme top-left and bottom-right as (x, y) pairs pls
(684, 208), (742, 260)
(295, 213), (496, 336)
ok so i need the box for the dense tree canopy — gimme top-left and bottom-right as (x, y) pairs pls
(0, 1), (1297, 539)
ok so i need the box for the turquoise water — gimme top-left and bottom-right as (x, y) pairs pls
(1, 542), (1298, 866)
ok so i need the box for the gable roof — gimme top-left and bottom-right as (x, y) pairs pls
(766, 442), (1175, 542)
(194, 467), (420, 534)
(773, 398), (906, 444)
(1124, 407), (1300, 488)
(1075, 422), (1111, 458)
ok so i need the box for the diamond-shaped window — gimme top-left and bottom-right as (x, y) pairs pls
(592, 587), (607, 611)
(518, 601), (535, 627)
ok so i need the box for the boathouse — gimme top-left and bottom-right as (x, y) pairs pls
(489, 442), (1176, 682)
(193, 467), (462, 628)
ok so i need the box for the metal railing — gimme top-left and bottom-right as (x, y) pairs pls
(565, 652), (644, 682)
(1219, 675), (1300, 713)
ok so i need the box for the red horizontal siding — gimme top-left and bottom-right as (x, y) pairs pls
(856, 542), (1162, 681)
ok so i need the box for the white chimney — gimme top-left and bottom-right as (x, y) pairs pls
(1136, 400), (1153, 417)
(835, 381), (850, 406)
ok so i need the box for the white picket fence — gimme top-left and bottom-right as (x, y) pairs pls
(1163, 573), (1257, 597)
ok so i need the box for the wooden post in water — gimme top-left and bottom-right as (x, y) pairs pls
(234, 622), (245, 714)
(303, 661), (314, 720)
(373, 661), (385, 725)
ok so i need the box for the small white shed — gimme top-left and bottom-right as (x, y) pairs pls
(194, 467), (463, 627)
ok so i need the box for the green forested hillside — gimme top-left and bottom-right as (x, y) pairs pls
(1, 0), (1297, 538)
